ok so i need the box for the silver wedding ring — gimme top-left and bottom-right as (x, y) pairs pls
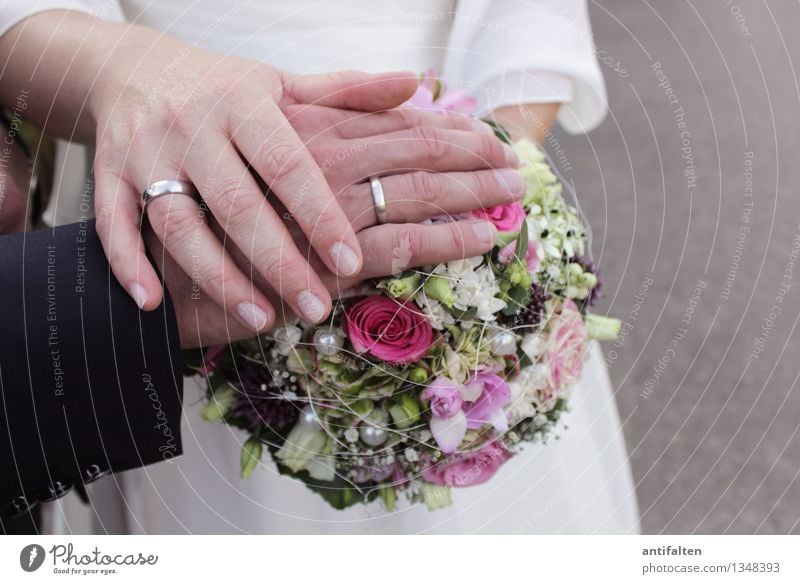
(142, 179), (199, 212)
(369, 176), (388, 224)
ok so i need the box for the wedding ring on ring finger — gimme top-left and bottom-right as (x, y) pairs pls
(369, 176), (388, 224)
(142, 179), (200, 214)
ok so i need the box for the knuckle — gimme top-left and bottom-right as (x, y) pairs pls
(409, 171), (440, 204)
(306, 206), (341, 235)
(260, 249), (305, 288)
(478, 133), (505, 164)
(446, 222), (467, 252)
(94, 202), (116, 234)
(202, 266), (238, 294)
(448, 112), (474, 131)
(159, 206), (197, 243)
(209, 180), (251, 224)
(473, 170), (496, 200)
(391, 108), (421, 129)
(258, 141), (305, 183)
(413, 126), (451, 161)
(161, 95), (195, 136)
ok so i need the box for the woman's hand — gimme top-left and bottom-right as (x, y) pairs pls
(169, 105), (524, 346)
(154, 103), (525, 347)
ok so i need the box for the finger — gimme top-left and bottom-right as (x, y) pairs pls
(183, 137), (334, 324)
(142, 224), (252, 348)
(343, 169), (526, 231)
(223, 220), (499, 320)
(348, 127), (519, 179)
(93, 171), (164, 311)
(145, 193), (275, 333)
(283, 104), (492, 140)
(233, 100), (363, 278)
(282, 70), (419, 111)
(355, 220), (498, 280)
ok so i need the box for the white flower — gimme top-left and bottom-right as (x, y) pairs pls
(521, 333), (547, 360)
(446, 256), (483, 277)
(404, 447), (419, 462)
(506, 379), (536, 426)
(475, 295), (507, 321)
(451, 264), (506, 320)
(344, 428), (360, 443)
(305, 456), (336, 481)
(415, 293), (454, 330)
(444, 346), (472, 384)
(273, 325), (302, 356)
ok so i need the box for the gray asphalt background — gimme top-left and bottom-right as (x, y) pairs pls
(562, 1), (800, 533)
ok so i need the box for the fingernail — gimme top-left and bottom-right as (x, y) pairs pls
(329, 242), (360, 276)
(297, 290), (326, 323)
(236, 302), (268, 331)
(496, 169), (525, 196)
(129, 282), (148, 309)
(472, 221), (496, 246)
(471, 118), (495, 135)
(503, 144), (520, 167)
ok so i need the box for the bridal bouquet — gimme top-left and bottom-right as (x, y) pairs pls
(190, 73), (619, 511)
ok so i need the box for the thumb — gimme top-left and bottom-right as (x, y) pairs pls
(283, 70), (419, 112)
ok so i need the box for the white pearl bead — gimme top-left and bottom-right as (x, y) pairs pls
(359, 424), (388, 447)
(298, 405), (321, 430)
(491, 331), (517, 355)
(313, 328), (344, 356)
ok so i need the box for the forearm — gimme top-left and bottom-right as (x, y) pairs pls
(490, 103), (561, 144)
(0, 9), (175, 142)
(0, 221), (184, 513)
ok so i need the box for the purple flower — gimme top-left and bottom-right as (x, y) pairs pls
(422, 373), (512, 454)
(422, 377), (468, 454)
(421, 377), (464, 419)
(463, 373), (511, 433)
(231, 364), (299, 431)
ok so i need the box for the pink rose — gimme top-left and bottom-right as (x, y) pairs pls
(423, 442), (513, 487)
(472, 202), (526, 232)
(498, 239), (540, 274)
(463, 373), (511, 432)
(546, 299), (589, 390)
(345, 296), (434, 365)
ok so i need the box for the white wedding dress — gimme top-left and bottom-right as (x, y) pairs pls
(36, 0), (640, 533)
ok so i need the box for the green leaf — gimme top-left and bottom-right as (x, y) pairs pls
(502, 284), (531, 316)
(482, 119), (512, 144)
(515, 219), (529, 261)
(495, 230), (520, 247)
(585, 314), (622, 341)
(378, 484), (397, 512)
(240, 437), (263, 479)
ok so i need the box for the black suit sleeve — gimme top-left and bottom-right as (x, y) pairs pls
(0, 220), (183, 519)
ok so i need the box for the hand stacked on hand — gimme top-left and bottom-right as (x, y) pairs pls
(0, 10), (524, 348)
(151, 79), (524, 348)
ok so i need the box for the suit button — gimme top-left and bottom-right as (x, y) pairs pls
(3, 495), (36, 519)
(81, 464), (109, 484)
(42, 481), (72, 502)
